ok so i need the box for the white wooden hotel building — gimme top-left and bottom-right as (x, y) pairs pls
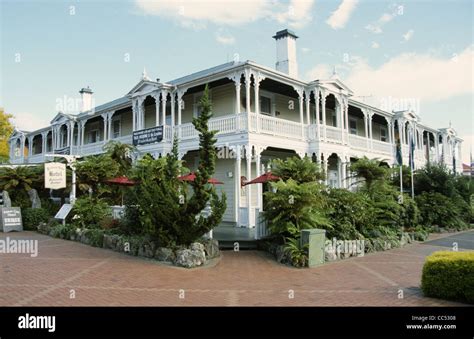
(9, 30), (464, 229)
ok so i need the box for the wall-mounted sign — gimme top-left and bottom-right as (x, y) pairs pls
(0, 207), (23, 232)
(45, 162), (66, 189)
(133, 126), (163, 146)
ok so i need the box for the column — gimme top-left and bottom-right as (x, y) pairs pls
(101, 113), (108, 142)
(321, 92), (327, 141)
(344, 100), (349, 138)
(368, 111), (374, 149)
(341, 156), (347, 189)
(41, 132), (47, 154)
(434, 133), (439, 162)
(322, 155), (328, 186)
(234, 145), (241, 225)
(305, 90), (310, 125)
(171, 92), (175, 127)
(315, 88), (320, 138)
(297, 88), (304, 136)
(363, 111), (369, 149)
(108, 112), (113, 140)
(254, 76), (260, 132)
(20, 135), (25, 161)
(255, 150), (262, 211)
(246, 145), (252, 228)
(161, 90), (167, 127)
(132, 101), (137, 131)
(234, 76), (241, 114)
(80, 120), (86, 149)
(338, 97), (344, 142)
(177, 89), (185, 138)
(27, 135), (33, 158)
(153, 93), (160, 126)
(245, 71), (251, 130)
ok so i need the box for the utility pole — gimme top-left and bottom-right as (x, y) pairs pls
(45, 154), (81, 204)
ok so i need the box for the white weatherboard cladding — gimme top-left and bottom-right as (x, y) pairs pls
(213, 159), (235, 222)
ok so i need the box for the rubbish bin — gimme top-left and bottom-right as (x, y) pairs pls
(301, 229), (326, 267)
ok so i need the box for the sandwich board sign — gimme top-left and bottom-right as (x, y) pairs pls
(45, 162), (66, 189)
(0, 207), (23, 232)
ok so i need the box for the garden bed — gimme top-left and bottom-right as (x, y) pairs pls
(37, 222), (220, 268)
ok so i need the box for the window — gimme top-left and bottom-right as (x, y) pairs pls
(88, 130), (99, 144)
(380, 126), (387, 142)
(349, 118), (358, 135)
(260, 96), (272, 115)
(113, 119), (121, 139)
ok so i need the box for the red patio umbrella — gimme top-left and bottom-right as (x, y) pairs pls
(177, 172), (223, 185)
(105, 176), (137, 186)
(242, 171), (280, 186)
(104, 176), (137, 205)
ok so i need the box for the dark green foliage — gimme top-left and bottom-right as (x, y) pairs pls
(416, 192), (469, 230)
(283, 237), (308, 268)
(421, 251), (474, 303)
(271, 156), (325, 183)
(0, 165), (43, 208)
(103, 141), (135, 175)
(264, 179), (331, 238)
(324, 188), (373, 240)
(75, 154), (120, 194)
(414, 163), (456, 197)
(349, 157), (389, 194)
(125, 85), (226, 246)
(71, 196), (111, 229)
(22, 208), (50, 230)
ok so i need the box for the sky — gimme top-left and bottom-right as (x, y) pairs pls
(1, 0), (473, 162)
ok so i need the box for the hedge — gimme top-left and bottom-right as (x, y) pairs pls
(22, 208), (50, 230)
(421, 251), (474, 304)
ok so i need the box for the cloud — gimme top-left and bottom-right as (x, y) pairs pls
(344, 46), (474, 103)
(273, 0), (315, 29)
(371, 41), (379, 49)
(326, 0), (359, 30)
(402, 29), (414, 41)
(215, 29), (235, 45)
(365, 4), (402, 34)
(306, 64), (333, 80)
(134, 0), (315, 29)
(12, 112), (49, 132)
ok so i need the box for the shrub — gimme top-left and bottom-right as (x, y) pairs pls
(50, 223), (76, 239)
(22, 208), (50, 230)
(71, 196), (110, 229)
(421, 251), (474, 303)
(324, 188), (373, 240)
(416, 192), (468, 230)
(264, 179), (331, 238)
(283, 237), (308, 268)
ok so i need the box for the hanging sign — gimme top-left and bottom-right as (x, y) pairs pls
(45, 162), (66, 189)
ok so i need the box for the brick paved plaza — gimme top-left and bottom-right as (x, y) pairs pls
(0, 231), (471, 306)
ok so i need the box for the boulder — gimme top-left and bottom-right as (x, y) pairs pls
(200, 239), (220, 259)
(154, 247), (175, 262)
(37, 222), (50, 235)
(27, 189), (41, 209)
(174, 248), (206, 268)
(138, 242), (156, 258)
(2, 191), (11, 207)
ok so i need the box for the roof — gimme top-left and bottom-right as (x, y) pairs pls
(168, 61), (245, 86)
(273, 29), (298, 40)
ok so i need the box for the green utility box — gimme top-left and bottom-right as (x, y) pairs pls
(301, 229), (326, 267)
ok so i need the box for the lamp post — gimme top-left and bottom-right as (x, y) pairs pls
(45, 154), (81, 204)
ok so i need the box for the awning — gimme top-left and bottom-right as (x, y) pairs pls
(105, 176), (137, 186)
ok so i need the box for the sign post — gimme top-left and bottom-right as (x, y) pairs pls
(44, 154), (81, 205)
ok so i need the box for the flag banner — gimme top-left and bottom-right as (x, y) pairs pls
(396, 139), (403, 166)
(409, 132), (415, 170)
